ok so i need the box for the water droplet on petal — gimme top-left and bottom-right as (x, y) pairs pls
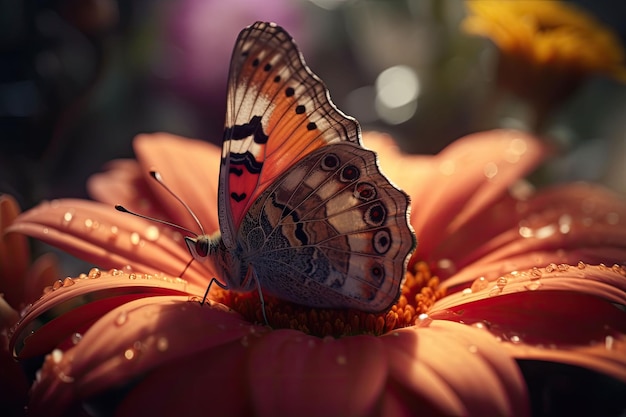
(530, 267), (542, 279)
(71, 333), (82, 345)
(535, 224), (556, 239)
(510, 180), (534, 201)
(462, 288), (472, 295)
(115, 311), (128, 326)
(130, 232), (141, 246)
(52, 279), (63, 290)
(483, 162), (498, 179)
(62, 277), (75, 287)
(546, 263), (557, 273)
(509, 137), (527, 155)
(611, 264), (625, 275)
(524, 280), (542, 291)
(156, 337), (169, 352)
(58, 371), (75, 383)
(415, 313), (432, 327)
(62, 211), (74, 226)
(84, 218), (93, 228)
(509, 334), (522, 344)
(124, 348), (137, 360)
(519, 226), (533, 238)
(88, 268), (101, 279)
(558, 214), (572, 234)
(577, 261), (586, 269)
(557, 264), (569, 272)
(471, 321), (489, 330)
(488, 285), (503, 296)
(51, 348), (63, 363)
(470, 276), (489, 292)
(437, 258), (455, 274)
(605, 335), (614, 350)
(496, 276), (508, 289)
(144, 225), (160, 242)
(504, 138), (527, 162)
(42, 227), (49, 234)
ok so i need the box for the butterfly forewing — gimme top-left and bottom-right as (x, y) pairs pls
(213, 21), (416, 314)
(221, 22), (360, 242)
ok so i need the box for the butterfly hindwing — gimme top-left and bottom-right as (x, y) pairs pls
(239, 143), (415, 312)
(221, 22), (360, 246)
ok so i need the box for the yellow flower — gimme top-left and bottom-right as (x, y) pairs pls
(462, 0), (626, 129)
(462, 0), (626, 82)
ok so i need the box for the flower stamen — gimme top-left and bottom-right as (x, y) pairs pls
(209, 261), (446, 338)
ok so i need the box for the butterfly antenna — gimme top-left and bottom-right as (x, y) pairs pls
(114, 205), (197, 236)
(149, 170), (206, 236)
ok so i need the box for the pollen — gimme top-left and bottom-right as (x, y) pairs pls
(210, 261), (446, 338)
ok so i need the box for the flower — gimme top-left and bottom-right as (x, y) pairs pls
(0, 195), (61, 416)
(3, 130), (626, 416)
(462, 0), (626, 129)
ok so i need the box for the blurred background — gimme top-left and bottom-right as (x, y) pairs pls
(1, 0), (625, 210)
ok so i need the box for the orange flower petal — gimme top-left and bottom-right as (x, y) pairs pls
(434, 263), (626, 312)
(440, 183), (626, 288)
(7, 199), (215, 288)
(28, 296), (252, 417)
(10, 270), (202, 359)
(0, 195), (30, 305)
(432, 290), (625, 344)
(133, 133), (221, 234)
(503, 333), (626, 383)
(87, 159), (166, 220)
(382, 322), (529, 416)
(248, 331), (386, 417)
(399, 130), (548, 262)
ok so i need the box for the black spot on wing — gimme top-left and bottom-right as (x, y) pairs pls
(231, 192), (246, 202)
(230, 167), (244, 176)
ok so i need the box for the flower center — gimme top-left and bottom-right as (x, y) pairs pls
(209, 261), (445, 338)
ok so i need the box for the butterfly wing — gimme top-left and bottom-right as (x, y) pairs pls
(241, 142), (416, 312)
(220, 21), (360, 247)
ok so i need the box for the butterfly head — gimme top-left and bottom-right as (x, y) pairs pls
(184, 233), (222, 262)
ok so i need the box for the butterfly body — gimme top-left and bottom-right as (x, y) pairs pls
(187, 22), (416, 314)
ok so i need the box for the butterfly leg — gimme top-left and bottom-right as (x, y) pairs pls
(200, 277), (228, 306)
(251, 269), (269, 326)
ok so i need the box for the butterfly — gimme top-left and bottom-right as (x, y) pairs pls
(185, 21), (416, 320)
